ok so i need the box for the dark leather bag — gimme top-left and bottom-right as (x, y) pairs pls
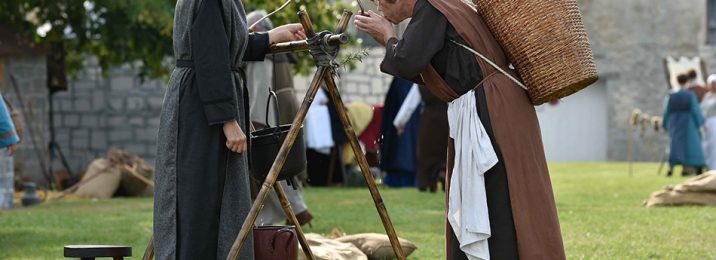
(253, 225), (298, 260)
(250, 90), (307, 185)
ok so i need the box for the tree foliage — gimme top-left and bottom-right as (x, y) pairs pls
(0, 0), (354, 80)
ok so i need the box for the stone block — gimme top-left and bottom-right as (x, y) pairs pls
(126, 96), (146, 111)
(128, 116), (144, 126)
(60, 99), (73, 112)
(71, 129), (89, 148)
(55, 131), (70, 143)
(92, 91), (106, 110)
(64, 114), (80, 127)
(111, 76), (134, 91)
(108, 116), (127, 127)
(108, 98), (124, 111)
(148, 97), (164, 110)
(136, 127), (157, 142)
(72, 80), (95, 91)
(74, 99), (92, 112)
(125, 143), (148, 156)
(80, 115), (99, 128)
(91, 131), (107, 150)
(109, 129), (133, 142)
(147, 116), (161, 127)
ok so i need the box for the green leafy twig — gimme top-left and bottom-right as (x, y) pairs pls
(339, 48), (370, 70)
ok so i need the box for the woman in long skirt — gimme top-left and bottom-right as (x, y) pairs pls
(153, 1), (305, 259)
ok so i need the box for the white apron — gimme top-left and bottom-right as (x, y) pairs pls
(447, 90), (499, 260)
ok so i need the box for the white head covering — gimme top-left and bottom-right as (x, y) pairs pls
(708, 74), (716, 85)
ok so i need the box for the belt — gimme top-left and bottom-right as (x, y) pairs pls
(176, 59), (244, 73)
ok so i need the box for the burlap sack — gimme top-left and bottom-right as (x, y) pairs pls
(673, 172), (716, 193)
(298, 233), (367, 260)
(75, 159), (121, 199)
(118, 162), (154, 196)
(645, 188), (716, 207)
(335, 233), (417, 260)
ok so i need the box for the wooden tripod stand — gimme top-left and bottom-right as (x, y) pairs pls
(143, 9), (406, 260)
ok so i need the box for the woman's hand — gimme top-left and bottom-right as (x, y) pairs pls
(354, 11), (396, 46)
(268, 23), (307, 44)
(223, 120), (247, 153)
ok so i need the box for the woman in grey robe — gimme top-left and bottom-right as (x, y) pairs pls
(154, 0), (305, 259)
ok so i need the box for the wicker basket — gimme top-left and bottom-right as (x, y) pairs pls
(471, 0), (598, 105)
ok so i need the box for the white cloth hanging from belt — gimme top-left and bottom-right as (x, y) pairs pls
(447, 89), (499, 260)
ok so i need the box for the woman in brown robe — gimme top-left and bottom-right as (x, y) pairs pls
(356, 0), (565, 259)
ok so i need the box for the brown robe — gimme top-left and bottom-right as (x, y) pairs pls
(416, 86), (448, 192)
(421, 0), (566, 259)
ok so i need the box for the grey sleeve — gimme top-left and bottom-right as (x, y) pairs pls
(191, 0), (237, 125)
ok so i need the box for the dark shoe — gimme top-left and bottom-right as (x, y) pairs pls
(666, 170), (673, 177)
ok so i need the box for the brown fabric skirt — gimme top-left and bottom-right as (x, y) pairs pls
(416, 103), (449, 191)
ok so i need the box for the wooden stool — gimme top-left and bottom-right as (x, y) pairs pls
(64, 245), (132, 260)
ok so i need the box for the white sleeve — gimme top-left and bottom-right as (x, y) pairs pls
(393, 84), (422, 128)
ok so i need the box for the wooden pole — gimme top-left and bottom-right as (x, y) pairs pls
(227, 68), (327, 260)
(298, 10), (316, 38)
(269, 34), (348, 54)
(142, 236), (154, 260)
(320, 11), (405, 258)
(628, 124), (634, 177)
(274, 183), (314, 259)
(322, 70), (406, 260)
(228, 9), (404, 260)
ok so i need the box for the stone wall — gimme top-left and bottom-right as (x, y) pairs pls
(579, 0), (708, 161)
(293, 47), (394, 105)
(17, 0), (716, 179)
(20, 48), (391, 179)
(52, 58), (164, 173)
(1, 56), (49, 183)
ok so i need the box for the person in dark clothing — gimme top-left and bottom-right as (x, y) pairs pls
(154, 1), (306, 259)
(356, 0), (565, 258)
(664, 74), (706, 176)
(380, 77), (420, 187)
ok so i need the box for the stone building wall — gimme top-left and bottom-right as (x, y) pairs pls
(51, 58), (164, 173)
(579, 0), (710, 161)
(1, 56), (49, 183)
(18, 0), (716, 180)
(293, 47), (394, 106)
(52, 49), (391, 176)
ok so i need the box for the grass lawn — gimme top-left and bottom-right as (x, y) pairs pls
(1, 162), (715, 259)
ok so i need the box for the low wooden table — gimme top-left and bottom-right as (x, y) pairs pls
(64, 245), (132, 260)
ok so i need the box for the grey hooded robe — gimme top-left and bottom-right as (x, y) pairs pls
(154, 0), (270, 259)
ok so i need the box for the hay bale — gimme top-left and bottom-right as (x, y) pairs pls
(74, 159), (121, 199)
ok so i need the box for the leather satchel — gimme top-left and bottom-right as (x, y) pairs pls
(253, 225), (298, 260)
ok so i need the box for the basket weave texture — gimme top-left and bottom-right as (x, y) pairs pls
(471, 0), (598, 105)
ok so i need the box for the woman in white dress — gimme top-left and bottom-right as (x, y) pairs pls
(701, 75), (716, 170)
